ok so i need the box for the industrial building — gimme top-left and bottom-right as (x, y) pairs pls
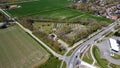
(109, 38), (120, 52)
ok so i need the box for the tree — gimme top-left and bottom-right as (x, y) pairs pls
(115, 31), (120, 36)
(26, 18), (34, 30)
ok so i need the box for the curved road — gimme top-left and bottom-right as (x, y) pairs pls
(67, 19), (120, 68)
(1, 8), (120, 68)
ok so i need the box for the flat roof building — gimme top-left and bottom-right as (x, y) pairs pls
(109, 38), (119, 52)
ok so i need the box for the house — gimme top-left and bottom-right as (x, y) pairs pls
(110, 15), (118, 20)
(10, 5), (18, 9)
(73, 0), (80, 2)
(117, 4), (120, 9)
(115, 10), (120, 14)
(73, 0), (89, 3)
(9, 5), (21, 9)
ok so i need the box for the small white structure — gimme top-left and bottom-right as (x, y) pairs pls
(0, 23), (3, 25)
(109, 38), (119, 52)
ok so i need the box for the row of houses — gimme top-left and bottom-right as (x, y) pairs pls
(104, 4), (120, 20)
(72, 0), (120, 20)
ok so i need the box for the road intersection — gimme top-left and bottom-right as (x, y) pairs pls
(1, 8), (120, 68)
(64, 19), (119, 68)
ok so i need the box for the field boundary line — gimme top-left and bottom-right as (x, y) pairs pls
(22, 7), (65, 17)
(0, 8), (64, 59)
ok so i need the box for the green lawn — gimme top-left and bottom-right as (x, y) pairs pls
(62, 62), (66, 68)
(93, 46), (108, 68)
(0, 25), (50, 68)
(110, 63), (120, 68)
(67, 50), (73, 56)
(6, 0), (112, 22)
(112, 54), (120, 59)
(105, 32), (114, 37)
(82, 48), (93, 64)
(39, 55), (61, 68)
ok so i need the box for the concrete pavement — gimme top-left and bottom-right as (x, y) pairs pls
(81, 61), (96, 68)
(97, 37), (120, 65)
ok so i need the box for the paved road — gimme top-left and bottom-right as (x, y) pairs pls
(0, 8), (64, 59)
(60, 24), (106, 68)
(1, 8), (120, 68)
(67, 19), (120, 68)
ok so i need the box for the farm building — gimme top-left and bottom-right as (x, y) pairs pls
(8, 5), (21, 9)
(109, 38), (120, 52)
(10, 5), (18, 9)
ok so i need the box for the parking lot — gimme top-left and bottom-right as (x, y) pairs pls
(97, 36), (120, 65)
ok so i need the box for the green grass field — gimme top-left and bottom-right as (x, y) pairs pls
(6, 0), (112, 22)
(93, 46), (108, 68)
(40, 56), (61, 68)
(0, 25), (50, 68)
(7, 0), (69, 17)
(82, 48), (93, 64)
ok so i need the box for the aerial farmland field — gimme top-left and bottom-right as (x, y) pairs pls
(0, 25), (50, 68)
(7, 0), (69, 17)
(6, 0), (111, 22)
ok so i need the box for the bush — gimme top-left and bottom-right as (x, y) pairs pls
(114, 32), (120, 36)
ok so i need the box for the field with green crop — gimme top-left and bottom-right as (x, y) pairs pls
(7, 0), (69, 17)
(6, 0), (112, 22)
(0, 25), (50, 68)
(40, 56), (61, 68)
